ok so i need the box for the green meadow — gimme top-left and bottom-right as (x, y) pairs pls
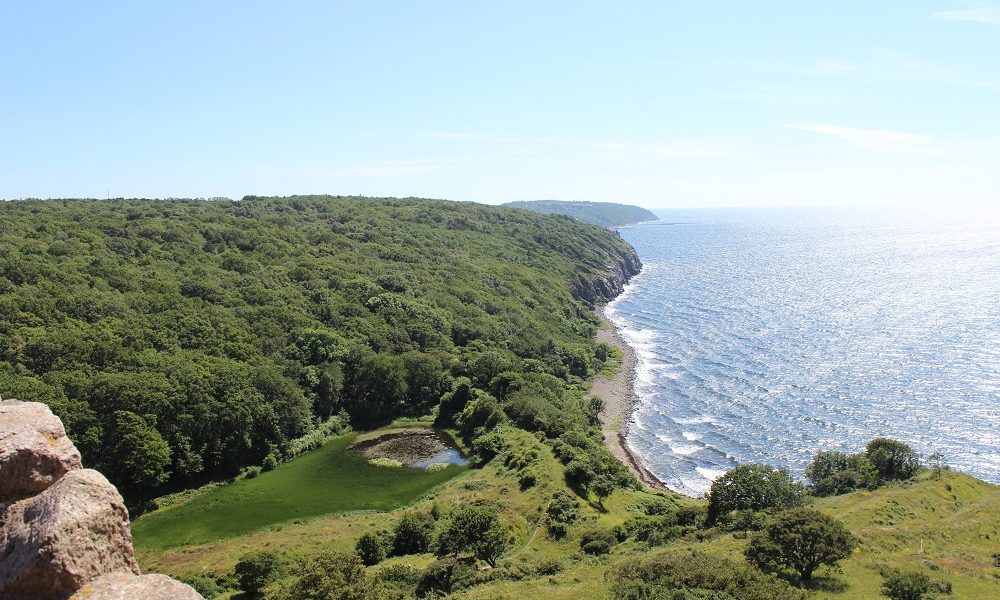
(131, 434), (467, 550)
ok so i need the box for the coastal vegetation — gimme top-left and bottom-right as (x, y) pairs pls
(4, 196), (998, 599)
(0, 195), (638, 501)
(502, 200), (657, 228)
(136, 429), (1000, 599)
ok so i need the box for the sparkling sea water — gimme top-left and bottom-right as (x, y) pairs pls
(608, 207), (1000, 496)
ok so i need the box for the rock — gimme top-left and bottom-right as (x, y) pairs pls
(69, 573), (204, 600)
(570, 247), (643, 306)
(0, 469), (139, 600)
(0, 399), (83, 503)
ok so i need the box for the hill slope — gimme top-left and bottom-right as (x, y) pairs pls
(0, 195), (640, 496)
(503, 200), (657, 227)
(136, 428), (1000, 600)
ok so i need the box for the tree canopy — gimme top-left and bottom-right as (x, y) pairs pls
(0, 196), (639, 496)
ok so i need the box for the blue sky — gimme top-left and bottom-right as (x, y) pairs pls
(2, 1), (998, 208)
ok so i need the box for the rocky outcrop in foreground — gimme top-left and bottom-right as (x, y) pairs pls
(0, 399), (203, 600)
(0, 399), (82, 503)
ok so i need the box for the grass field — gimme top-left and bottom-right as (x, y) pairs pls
(135, 427), (1000, 600)
(131, 433), (467, 550)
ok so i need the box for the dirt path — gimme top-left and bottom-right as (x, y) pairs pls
(587, 307), (668, 490)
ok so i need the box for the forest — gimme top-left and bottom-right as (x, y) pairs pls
(0, 195), (638, 498)
(502, 200), (658, 228)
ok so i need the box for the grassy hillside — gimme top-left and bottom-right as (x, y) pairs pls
(136, 420), (1000, 599)
(503, 200), (657, 227)
(0, 195), (638, 497)
(132, 431), (467, 550)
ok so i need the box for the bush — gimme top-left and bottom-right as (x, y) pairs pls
(416, 557), (478, 597)
(179, 574), (221, 598)
(276, 551), (368, 600)
(881, 569), (934, 600)
(534, 558), (564, 576)
(706, 464), (804, 526)
(745, 508), (856, 582)
(355, 531), (390, 566)
(806, 450), (878, 496)
(234, 550), (285, 597)
(607, 550), (806, 600)
(545, 490), (580, 538)
(866, 438), (920, 482)
(434, 504), (511, 567)
(580, 528), (617, 555)
(675, 505), (705, 527)
(391, 512), (435, 556)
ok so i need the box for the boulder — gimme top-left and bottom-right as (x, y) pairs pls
(0, 469), (139, 600)
(0, 399), (83, 503)
(69, 573), (204, 600)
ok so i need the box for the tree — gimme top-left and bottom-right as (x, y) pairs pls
(591, 473), (618, 508)
(866, 438), (920, 482)
(346, 353), (408, 427)
(392, 513), (434, 555)
(107, 410), (171, 491)
(706, 464), (804, 526)
(355, 531), (389, 566)
(234, 550), (285, 598)
(745, 508), (856, 582)
(434, 504), (511, 567)
(806, 451), (878, 496)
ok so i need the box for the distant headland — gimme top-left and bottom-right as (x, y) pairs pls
(503, 200), (658, 228)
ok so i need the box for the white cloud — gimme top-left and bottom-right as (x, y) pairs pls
(933, 5), (1000, 24)
(785, 124), (934, 148)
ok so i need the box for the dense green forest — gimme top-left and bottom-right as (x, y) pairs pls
(502, 201), (658, 228)
(0, 196), (639, 497)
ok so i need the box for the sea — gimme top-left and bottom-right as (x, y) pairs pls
(607, 206), (1000, 497)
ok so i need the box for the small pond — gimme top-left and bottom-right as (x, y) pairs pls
(350, 429), (469, 469)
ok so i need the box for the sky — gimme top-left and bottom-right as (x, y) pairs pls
(2, 1), (999, 209)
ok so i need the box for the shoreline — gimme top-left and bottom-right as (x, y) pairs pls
(588, 304), (669, 491)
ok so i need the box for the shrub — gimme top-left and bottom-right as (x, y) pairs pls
(534, 558), (564, 576)
(392, 512), (434, 556)
(179, 574), (221, 598)
(607, 550), (806, 600)
(806, 450), (878, 496)
(416, 557), (478, 597)
(234, 550), (285, 597)
(355, 531), (390, 566)
(277, 551), (368, 600)
(545, 490), (580, 538)
(675, 505), (705, 527)
(745, 508), (856, 582)
(706, 464), (804, 526)
(434, 505), (512, 567)
(580, 528), (618, 555)
(880, 569), (934, 600)
(866, 438), (920, 482)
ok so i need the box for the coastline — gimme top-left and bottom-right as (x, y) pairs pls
(588, 304), (668, 490)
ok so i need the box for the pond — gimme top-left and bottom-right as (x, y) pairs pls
(350, 428), (470, 469)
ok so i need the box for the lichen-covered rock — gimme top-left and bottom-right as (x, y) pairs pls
(0, 399), (83, 503)
(69, 573), (204, 600)
(0, 469), (139, 600)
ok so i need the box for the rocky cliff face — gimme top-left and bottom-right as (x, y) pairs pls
(0, 399), (203, 600)
(570, 243), (643, 306)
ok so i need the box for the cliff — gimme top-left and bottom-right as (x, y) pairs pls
(570, 243), (643, 306)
